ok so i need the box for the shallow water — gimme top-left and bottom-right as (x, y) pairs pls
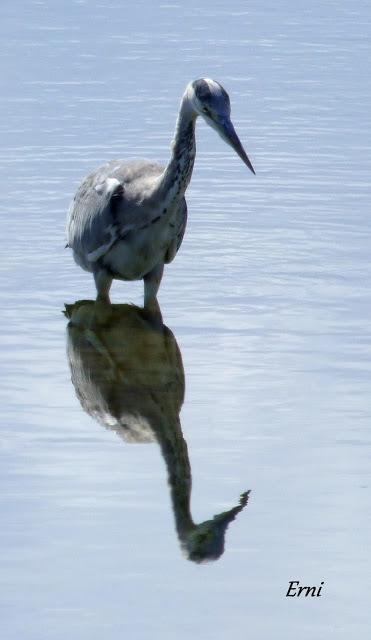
(1, 1), (371, 638)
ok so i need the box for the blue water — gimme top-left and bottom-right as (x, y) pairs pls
(1, 1), (371, 638)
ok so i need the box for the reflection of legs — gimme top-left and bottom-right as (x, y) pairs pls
(144, 263), (164, 311)
(94, 269), (113, 301)
(93, 269), (113, 324)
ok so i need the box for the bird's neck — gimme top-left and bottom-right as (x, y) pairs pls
(154, 95), (197, 209)
(156, 414), (195, 539)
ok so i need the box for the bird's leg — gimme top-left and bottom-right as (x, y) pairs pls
(143, 263), (164, 313)
(92, 269), (113, 324)
(94, 269), (113, 302)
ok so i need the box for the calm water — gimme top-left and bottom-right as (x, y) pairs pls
(1, 0), (371, 638)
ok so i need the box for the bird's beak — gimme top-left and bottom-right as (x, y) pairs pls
(217, 117), (255, 174)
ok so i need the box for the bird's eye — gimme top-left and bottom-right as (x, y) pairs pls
(202, 107), (211, 116)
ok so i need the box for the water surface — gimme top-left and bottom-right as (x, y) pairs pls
(1, 1), (371, 638)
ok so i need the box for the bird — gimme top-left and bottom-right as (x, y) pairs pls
(66, 78), (255, 310)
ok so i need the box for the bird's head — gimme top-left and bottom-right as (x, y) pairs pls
(188, 78), (255, 174)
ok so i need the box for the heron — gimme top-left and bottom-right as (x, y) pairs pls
(66, 78), (255, 310)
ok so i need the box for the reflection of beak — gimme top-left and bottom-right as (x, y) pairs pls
(217, 117), (255, 174)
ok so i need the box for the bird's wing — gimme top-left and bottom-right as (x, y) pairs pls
(67, 160), (162, 264)
(67, 173), (128, 263)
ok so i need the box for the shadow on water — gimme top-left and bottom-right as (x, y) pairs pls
(64, 300), (250, 563)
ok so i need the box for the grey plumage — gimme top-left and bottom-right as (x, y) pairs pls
(66, 78), (254, 309)
(68, 159), (186, 271)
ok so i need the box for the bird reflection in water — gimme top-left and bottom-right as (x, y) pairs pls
(64, 301), (249, 563)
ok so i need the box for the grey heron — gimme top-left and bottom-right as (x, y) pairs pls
(66, 78), (255, 309)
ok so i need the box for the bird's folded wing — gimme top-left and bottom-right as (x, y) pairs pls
(67, 176), (133, 263)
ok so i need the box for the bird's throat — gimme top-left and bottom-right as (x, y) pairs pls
(153, 99), (197, 210)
